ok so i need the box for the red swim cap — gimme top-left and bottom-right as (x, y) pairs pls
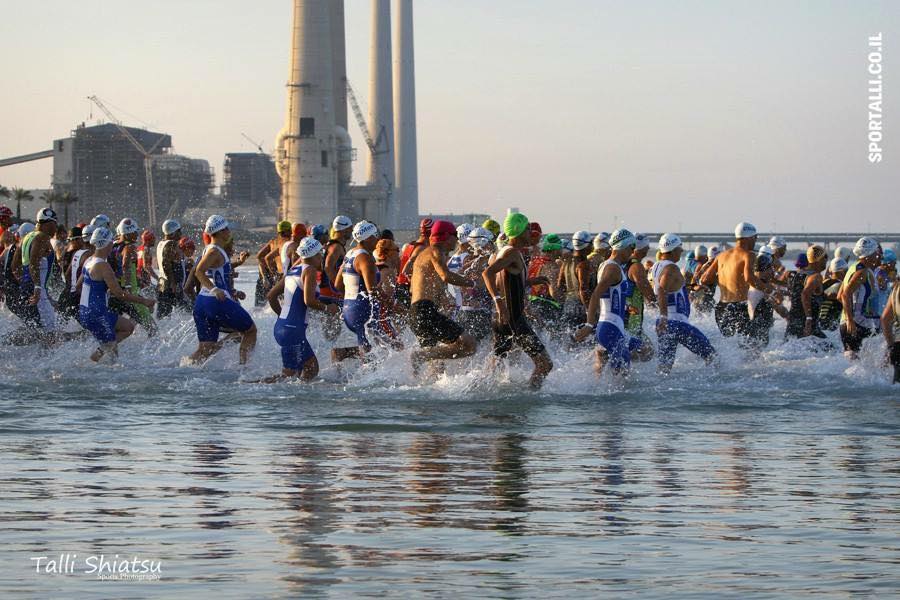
(141, 230), (156, 245)
(529, 222), (542, 242)
(429, 220), (457, 244)
(292, 223), (307, 239)
(420, 218), (434, 235)
(179, 237), (196, 253)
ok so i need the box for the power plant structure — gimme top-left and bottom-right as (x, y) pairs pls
(276, 0), (419, 230)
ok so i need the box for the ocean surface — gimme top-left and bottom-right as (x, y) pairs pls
(0, 276), (897, 598)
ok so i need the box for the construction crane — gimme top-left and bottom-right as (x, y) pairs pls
(87, 95), (166, 227)
(345, 79), (388, 156)
(241, 133), (266, 154)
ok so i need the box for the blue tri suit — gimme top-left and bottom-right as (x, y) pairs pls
(273, 264), (316, 370)
(192, 245), (254, 343)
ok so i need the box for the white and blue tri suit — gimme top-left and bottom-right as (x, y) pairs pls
(78, 256), (119, 343)
(651, 260), (715, 371)
(594, 259), (642, 370)
(447, 250), (469, 313)
(273, 264), (316, 370)
(192, 245), (254, 342)
(341, 248), (378, 350)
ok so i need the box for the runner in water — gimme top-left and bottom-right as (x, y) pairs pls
(156, 219), (187, 318)
(839, 237), (881, 358)
(277, 223), (307, 275)
(188, 215), (257, 365)
(112, 218), (156, 336)
(136, 229), (157, 292)
(767, 236), (788, 278)
(527, 233), (563, 326)
(558, 230), (594, 329)
(409, 220), (477, 374)
(318, 215), (352, 340)
(263, 220), (293, 276)
(254, 223), (285, 306)
(701, 222), (771, 342)
(332, 221), (380, 361)
(652, 234), (716, 374)
(818, 257), (848, 331)
(76, 227), (155, 362)
(584, 228), (643, 378)
(397, 218), (433, 308)
(683, 245), (707, 283)
(456, 227), (494, 340)
(12, 207), (60, 341)
(482, 212), (553, 389)
(881, 278), (900, 384)
(372, 237), (404, 348)
(746, 253), (789, 349)
(784, 245), (828, 343)
(1, 224), (32, 324)
(447, 223), (474, 316)
(264, 236), (339, 382)
(58, 225), (88, 323)
(625, 233), (656, 359)
(587, 232), (611, 274)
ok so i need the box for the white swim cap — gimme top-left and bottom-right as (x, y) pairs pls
(116, 218), (139, 236)
(162, 219), (181, 235)
(81, 224), (95, 240)
(16, 222), (35, 237)
(593, 233), (610, 251)
(36, 207), (58, 223)
(734, 221), (757, 239)
(205, 214), (229, 235)
(768, 235), (786, 249)
(694, 245), (708, 258)
(610, 228), (636, 250)
(658, 233), (683, 254)
(757, 245), (774, 257)
(634, 233), (650, 250)
(90, 226), (115, 249)
(468, 227), (493, 249)
(572, 230), (592, 251)
(709, 245), (721, 259)
(828, 257), (848, 273)
(352, 220), (378, 242)
(332, 215), (352, 232)
(834, 246), (852, 262)
(456, 223), (474, 241)
(297, 236), (324, 259)
(853, 236), (879, 258)
(90, 214), (110, 229)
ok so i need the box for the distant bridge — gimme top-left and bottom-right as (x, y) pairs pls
(638, 232), (900, 248)
(0, 150), (53, 168)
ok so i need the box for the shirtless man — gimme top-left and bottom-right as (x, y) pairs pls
(319, 215), (353, 340)
(397, 218), (433, 307)
(700, 222), (772, 340)
(482, 212), (553, 389)
(408, 220), (477, 373)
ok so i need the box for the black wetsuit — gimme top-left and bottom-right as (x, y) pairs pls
(492, 249), (546, 358)
(817, 277), (843, 331)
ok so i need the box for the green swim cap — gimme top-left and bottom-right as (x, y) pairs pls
(482, 219), (501, 239)
(503, 212), (529, 239)
(542, 233), (562, 252)
(277, 220), (291, 233)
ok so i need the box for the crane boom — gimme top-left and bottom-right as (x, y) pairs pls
(345, 79), (387, 156)
(241, 133), (265, 154)
(87, 95), (162, 226)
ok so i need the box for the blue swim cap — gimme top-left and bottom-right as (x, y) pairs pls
(311, 224), (327, 238)
(883, 248), (897, 263)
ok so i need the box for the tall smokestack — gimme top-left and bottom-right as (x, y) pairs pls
(330, 0), (348, 131)
(276, 0), (338, 226)
(366, 0), (396, 226)
(392, 0), (418, 228)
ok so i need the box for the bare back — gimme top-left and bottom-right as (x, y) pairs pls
(716, 247), (753, 302)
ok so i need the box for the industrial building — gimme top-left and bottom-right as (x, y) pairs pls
(222, 153), (281, 207)
(278, 0), (420, 230)
(52, 123), (213, 226)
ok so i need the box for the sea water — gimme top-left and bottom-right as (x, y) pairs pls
(0, 277), (897, 598)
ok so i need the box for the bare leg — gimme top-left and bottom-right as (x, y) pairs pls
(411, 334), (477, 375)
(239, 325), (257, 365)
(115, 316), (136, 343)
(300, 356), (320, 381)
(529, 351), (554, 389)
(331, 346), (364, 362)
(594, 348), (608, 379)
(189, 341), (221, 364)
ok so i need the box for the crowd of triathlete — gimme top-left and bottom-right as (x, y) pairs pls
(0, 204), (897, 386)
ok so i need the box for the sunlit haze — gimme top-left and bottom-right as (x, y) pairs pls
(1, 0), (897, 232)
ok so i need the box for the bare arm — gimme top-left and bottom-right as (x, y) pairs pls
(801, 274), (821, 319)
(436, 250), (473, 287)
(839, 271), (865, 326)
(267, 278), (286, 314)
(743, 253), (770, 293)
(699, 257), (719, 287)
(358, 254), (379, 299)
(324, 245), (342, 286)
(630, 262), (656, 303)
(576, 261), (593, 307)
(99, 262), (154, 306)
(881, 297), (895, 346)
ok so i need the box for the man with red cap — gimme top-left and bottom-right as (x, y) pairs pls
(409, 220), (477, 373)
(523, 221), (542, 265)
(397, 218), (433, 308)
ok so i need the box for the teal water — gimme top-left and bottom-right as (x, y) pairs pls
(0, 295), (897, 598)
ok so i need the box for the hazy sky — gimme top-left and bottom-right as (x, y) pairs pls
(1, 0), (897, 232)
